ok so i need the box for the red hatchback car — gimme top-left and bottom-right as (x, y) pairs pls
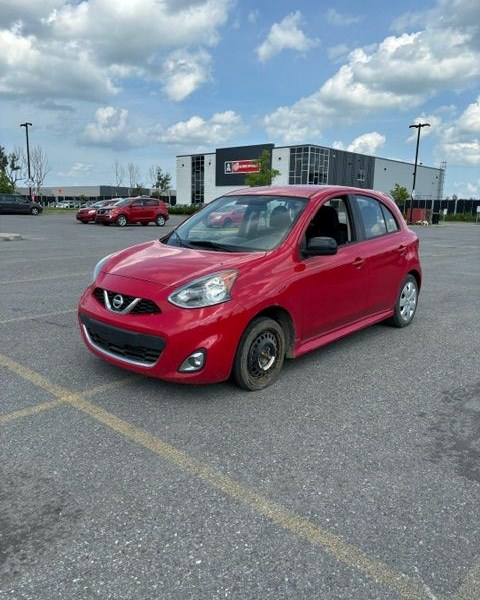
(79, 185), (422, 391)
(95, 196), (169, 227)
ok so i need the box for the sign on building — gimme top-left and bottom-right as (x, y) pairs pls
(224, 160), (260, 175)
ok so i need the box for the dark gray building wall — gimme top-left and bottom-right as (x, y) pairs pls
(328, 149), (375, 188)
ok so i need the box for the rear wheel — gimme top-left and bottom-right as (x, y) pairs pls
(233, 317), (285, 391)
(389, 274), (418, 327)
(31, 206), (40, 215)
(155, 215), (166, 227)
(116, 214), (128, 227)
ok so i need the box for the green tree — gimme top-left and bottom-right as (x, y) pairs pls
(244, 150), (280, 187)
(0, 147), (15, 193)
(0, 169), (14, 193)
(149, 165), (172, 198)
(390, 183), (410, 206)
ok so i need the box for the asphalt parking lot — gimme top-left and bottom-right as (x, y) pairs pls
(0, 212), (479, 600)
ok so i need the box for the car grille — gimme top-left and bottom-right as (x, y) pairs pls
(93, 287), (161, 314)
(80, 314), (164, 366)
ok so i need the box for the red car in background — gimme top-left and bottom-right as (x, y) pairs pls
(207, 205), (246, 227)
(95, 196), (169, 227)
(79, 185), (422, 391)
(76, 199), (118, 223)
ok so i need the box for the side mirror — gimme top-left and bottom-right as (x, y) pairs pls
(303, 236), (338, 256)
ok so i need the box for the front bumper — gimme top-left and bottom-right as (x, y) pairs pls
(78, 283), (246, 385)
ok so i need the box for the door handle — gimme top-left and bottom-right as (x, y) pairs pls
(352, 257), (365, 268)
(397, 244), (407, 254)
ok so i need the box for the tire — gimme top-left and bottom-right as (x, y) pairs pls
(155, 215), (166, 227)
(233, 317), (286, 391)
(31, 207), (40, 215)
(116, 214), (128, 227)
(389, 274), (418, 327)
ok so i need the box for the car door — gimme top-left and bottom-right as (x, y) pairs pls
(351, 194), (406, 315)
(0, 194), (19, 213)
(296, 195), (371, 341)
(13, 196), (31, 214)
(143, 198), (158, 222)
(129, 199), (146, 223)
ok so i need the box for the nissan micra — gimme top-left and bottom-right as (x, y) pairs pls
(78, 185), (422, 391)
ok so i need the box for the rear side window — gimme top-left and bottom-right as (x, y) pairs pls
(355, 195), (398, 239)
(380, 203), (400, 233)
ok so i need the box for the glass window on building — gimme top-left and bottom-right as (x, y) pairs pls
(191, 155), (205, 205)
(289, 146), (329, 185)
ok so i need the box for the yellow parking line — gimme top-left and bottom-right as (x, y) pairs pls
(0, 399), (65, 424)
(83, 376), (139, 397)
(0, 351), (477, 600)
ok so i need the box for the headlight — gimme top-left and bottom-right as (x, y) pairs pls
(92, 254), (114, 283)
(168, 270), (237, 308)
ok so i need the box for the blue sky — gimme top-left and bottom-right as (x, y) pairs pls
(1, 0), (479, 198)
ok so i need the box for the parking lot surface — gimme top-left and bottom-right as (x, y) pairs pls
(1, 213), (479, 600)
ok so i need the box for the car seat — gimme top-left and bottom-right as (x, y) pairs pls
(269, 206), (292, 231)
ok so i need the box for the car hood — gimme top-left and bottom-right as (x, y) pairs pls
(101, 240), (266, 289)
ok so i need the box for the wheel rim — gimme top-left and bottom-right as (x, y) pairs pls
(32, 208), (39, 215)
(118, 216), (126, 226)
(157, 216), (165, 226)
(247, 330), (279, 379)
(399, 281), (417, 322)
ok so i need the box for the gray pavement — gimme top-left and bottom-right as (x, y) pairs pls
(0, 213), (479, 600)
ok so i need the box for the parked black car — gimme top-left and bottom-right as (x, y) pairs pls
(0, 194), (43, 215)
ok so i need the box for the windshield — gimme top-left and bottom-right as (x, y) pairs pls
(164, 194), (307, 252)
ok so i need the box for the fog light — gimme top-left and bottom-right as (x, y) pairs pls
(179, 350), (206, 373)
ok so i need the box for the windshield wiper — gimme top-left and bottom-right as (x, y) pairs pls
(187, 240), (234, 252)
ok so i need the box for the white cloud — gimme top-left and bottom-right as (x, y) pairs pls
(264, 5), (480, 143)
(81, 106), (130, 146)
(0, 0), (231, 103)
(58, 162), (93, 177)
(161, 111), (247, 145)
(325, 8), (361, 27)
(256, 11), (318, 63)
(438, 97), (480, 165)
(347, 132), (386, 155)
(161, 50), (212, 101)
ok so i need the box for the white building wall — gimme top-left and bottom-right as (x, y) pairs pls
(373, 159), (443, 198)
(176, 156), (192, 205)
(203, 155), (244, 202)
(272, 147), (290, 184)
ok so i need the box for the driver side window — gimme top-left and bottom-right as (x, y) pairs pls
(306, 197), (352, 245)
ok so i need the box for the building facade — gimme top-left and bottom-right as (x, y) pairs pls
(176, 143), (445, 206)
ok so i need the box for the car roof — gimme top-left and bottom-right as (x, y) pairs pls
(223, 184), (385, 200)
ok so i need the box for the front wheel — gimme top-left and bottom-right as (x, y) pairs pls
(233, 317), (286, 391)
(389, 274), (419, 327)
(116, 214), (128, 227)
(155, 215), (166, 227)
(31, 207), (40, 215)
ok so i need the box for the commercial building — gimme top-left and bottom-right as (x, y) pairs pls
(176, 143), (445, 206)
(16, 185), (176, 205)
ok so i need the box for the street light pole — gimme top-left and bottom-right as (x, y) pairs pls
(20, 122), (33, 201)
(408, 122), (430, 222)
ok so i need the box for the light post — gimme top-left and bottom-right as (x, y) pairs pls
(20, 122), (32, 201)
(408, 122), (430, 222)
